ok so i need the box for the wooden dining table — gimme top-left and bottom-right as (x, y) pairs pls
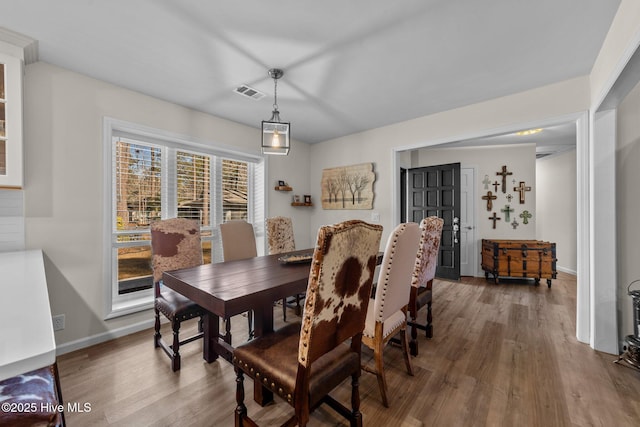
(163, 249), (313, 361)
(162, 249), (315, 404)
(162, 248), (383, 405)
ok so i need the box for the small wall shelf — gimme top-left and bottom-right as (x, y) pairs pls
(291, 202), (313, 207)
(275, 185), (292, 191)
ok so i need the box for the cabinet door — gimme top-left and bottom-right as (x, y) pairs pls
(0, 52), (23, 189)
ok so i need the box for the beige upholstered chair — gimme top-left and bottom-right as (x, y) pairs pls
(233, 220), (383, 427)
(362, 222), (420, 407)
(220, 220), (258, 339)
(150, 218), (206, 371)
(266, 216), (302, 321)
(220, 220), (258, 262)
(408, 216), (444, 356)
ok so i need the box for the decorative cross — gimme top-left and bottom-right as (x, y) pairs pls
(492, 181), (500, 192)
(506, 194), (513, 203)
(501, 204), (514, 222)
(481, 191), (498, 211)
(511, 219), (519, 229)
(514, 181), (532, 204)
(482, 175), (491, 190)
(496, 165), (513, 193)
(489, 212), (501, 229)
(519, 210), (532, 224)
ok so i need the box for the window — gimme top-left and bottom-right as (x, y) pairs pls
(104, 118), (265, 318)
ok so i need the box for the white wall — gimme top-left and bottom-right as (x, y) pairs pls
(22, 61), (310, 347)
(536, 149), (577, 274)
(590, 0), (640, 105)
(589, 0), (640, 351)
(616, 78), (640, 340)
(309, 77), (589, 250)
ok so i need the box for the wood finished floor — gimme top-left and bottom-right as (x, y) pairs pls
(57, 273), (640, 426)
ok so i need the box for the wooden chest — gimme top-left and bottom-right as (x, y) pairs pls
(481, 239), (557, 288)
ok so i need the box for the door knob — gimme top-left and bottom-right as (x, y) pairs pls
(453, 217), (459, 243)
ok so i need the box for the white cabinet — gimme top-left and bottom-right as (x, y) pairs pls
(0, 52), (23, 189)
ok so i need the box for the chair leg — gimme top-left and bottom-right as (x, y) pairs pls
(409, 313), (419, 357)
(223, 318), (232, 345)
(282, 298), (287, 322)
(294, 294), (302, 316)
(171, 320), (181, 372)
(373, 340), (389, 408)
(350, 373), (363, 427)
(247, 310), (254, 340)
(425, 301), (433, 338)
(400, 325), (414, 376)
(234, 369), (248, 427)
(154, 307), (161, 348)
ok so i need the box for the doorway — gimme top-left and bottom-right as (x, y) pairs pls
(392, 113), (587, 348)
(406, 163), (460, 280)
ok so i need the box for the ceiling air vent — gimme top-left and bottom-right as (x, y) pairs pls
(234, 84), (265, 100)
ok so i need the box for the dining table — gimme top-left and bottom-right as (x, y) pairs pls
(162, 248), (384, 405)
(162, 249), (316, 404)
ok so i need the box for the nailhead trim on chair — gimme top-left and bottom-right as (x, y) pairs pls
(376, 223), (406, 322)
(233, 356), (293, 403)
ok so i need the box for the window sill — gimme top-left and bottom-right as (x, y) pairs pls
(105, 294), (154, 320)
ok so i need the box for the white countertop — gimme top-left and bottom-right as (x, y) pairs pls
(0, 249), (56, 381)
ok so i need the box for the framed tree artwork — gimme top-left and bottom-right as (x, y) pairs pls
(321, 162), (375, 209)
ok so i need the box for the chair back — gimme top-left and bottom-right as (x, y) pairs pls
(372, 222), (420, 322)
(219, 220), (257, 261)
(266, 216), (296, 255)
(411, 216), (444, 288)
(150, 218), (203, 287)
(298, 220), (382, 366)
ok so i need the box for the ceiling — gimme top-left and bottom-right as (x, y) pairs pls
(0, 0), (621, 148)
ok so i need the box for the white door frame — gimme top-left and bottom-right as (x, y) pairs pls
(459, 166), (478, 276)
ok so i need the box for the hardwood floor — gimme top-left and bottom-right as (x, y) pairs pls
(57, 273), (640, 426)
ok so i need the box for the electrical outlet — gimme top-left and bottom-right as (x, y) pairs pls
(52, 314), (65, 331)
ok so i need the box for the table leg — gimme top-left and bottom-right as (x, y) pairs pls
(253, 304), (274, 405)
(202, 312), (219, 363)
(252, 303), (274, 336)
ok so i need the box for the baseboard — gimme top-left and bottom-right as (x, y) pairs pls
(557, 266), (577, 275)
(55, 319), (155, 356)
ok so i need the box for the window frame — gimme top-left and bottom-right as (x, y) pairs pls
(103, 117), (266, 319)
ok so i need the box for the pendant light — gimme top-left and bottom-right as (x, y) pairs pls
(261, 68), (290, 155)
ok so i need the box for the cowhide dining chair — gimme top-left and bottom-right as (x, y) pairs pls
(266, 216), (303, 321)
(220, 220), (258, 340)
(233, 220), (382, 427)
(408, 216), (444, 356)
(362, 222), (420, 407)
(150, 217), (206, 371)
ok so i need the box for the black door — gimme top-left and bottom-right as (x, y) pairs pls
(407, 163), (460, 280)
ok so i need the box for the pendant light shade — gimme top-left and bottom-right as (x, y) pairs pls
(261, 68), (290, 155)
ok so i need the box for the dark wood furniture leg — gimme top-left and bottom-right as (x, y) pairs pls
(202, 312), (219, 363)
(252, 303), (274, 406)
(426, 301), (433, 338)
